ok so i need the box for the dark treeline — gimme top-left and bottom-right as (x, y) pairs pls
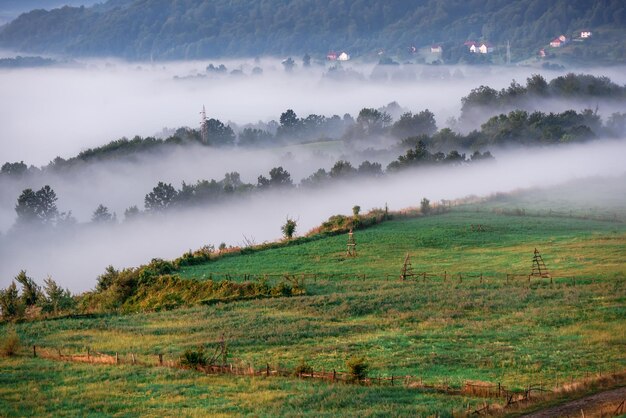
(0, 0), (624, 61)
(4, 73), (625, 179)
(418, 108), (621, 149)
(0, 104), (438, 176)
(7, 145), (484, 230)
(0, 55), (57, 68)
(460, 73), (626, 121)
(3, 107), (620, 183)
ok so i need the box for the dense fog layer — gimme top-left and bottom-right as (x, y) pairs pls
(1, 139), (625, 292)
(1, 59), (626, 291)
(2, 58), (626, 165)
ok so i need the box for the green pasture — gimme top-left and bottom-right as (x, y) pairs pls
(1, 210), (625, 415)
(0, 357), (487, 417)
(179, 211), (626, 281)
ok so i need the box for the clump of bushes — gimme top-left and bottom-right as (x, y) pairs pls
(179, 346), (207, 368)
(346, 356), (369, 383)
(175, 245), (214, 267)
(0, 271), (75, 321)
(294, 359), (313, 376)
(0, 327), (20, 356)
(82, 265), (303, 313)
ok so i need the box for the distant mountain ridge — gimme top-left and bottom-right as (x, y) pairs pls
(0, 0), (104, 25)
(0, 0), (624, 60)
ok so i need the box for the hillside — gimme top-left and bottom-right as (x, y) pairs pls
(0, 0), (103, 25)
(0, 0), (624, 61)
(1, 208), (625, 415)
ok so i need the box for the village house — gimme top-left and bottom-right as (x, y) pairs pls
(478, 42), (494, 54)
(430, 44), (442, 53)
(326, 51), (337, 61)
(337, 51), (350, 61)
(464, 40), (477, 52)
(550, 35), (569, 48)
(465, 41), (493, 54)
(580, 30), (592, 38)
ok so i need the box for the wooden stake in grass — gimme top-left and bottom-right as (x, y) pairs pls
(346, 228), (357, 257)
(400, 253), (415, 281)
(529, 248), (550, 280)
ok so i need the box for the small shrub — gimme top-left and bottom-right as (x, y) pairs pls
(346, 356), (369, 383)
(179, 346), (207, 368)
(421, 197), (431, 215)
(282, 218), (297, 240)
(1, 327), (20, 357)
(294, 360), (313, 376)
(270, 282), (292, 297)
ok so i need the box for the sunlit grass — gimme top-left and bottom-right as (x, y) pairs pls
(2, 211), (625, 415)
(0, 357), (486, 416)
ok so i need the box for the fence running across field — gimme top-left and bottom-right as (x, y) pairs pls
(197, 270), (595, 287)
(30, 343), (625, 411)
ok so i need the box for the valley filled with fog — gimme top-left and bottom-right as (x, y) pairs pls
(1, 58), (626, 291)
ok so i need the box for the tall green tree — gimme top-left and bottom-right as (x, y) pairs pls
(14, 270), (40, 307)
(91, 204), (116, 223)
(281, 218), (297, 240)
(145, 182), (178, 211)
(0, 282), (21, 319)
(14, 185), (58, 226)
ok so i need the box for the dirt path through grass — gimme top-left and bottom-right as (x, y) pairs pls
(521, 386), (626, 417)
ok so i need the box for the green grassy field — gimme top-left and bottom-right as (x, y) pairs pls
(0, 357), (488, 417)
(1, 210), (625, 416)
(179, 211), (625, 281)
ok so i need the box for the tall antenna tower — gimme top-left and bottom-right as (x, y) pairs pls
(200, 105), (208, 144)
(400, 253), (415, 280)
(506, 40), (511, 65)
(530, 248), (549, 278)
(346, 228), (357, 257)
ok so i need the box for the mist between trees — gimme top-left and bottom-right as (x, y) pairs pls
(2, 75), (625, 229)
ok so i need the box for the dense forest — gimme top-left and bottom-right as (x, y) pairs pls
(0, 0), (624, 60)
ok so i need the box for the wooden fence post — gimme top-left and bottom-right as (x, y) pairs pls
(87, 348), (90, 361)
(115, 352), (119, 365)
(332, 369), (336, 382)
(480, 273), (483, 284)
(443, 271), (447, 282)
(458, 273), (462, 283)
(266, 363), (270, 377)
(391, 375), (394, 386)
(33, 345), (36, 358)
(131, 353), (136, 365)
(158, 354), (163, 366)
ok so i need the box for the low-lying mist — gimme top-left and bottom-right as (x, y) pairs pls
(1, 139), (625, 292)
(2, 58), (626, 165)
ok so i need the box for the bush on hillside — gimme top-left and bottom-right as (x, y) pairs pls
(0, 327), (20, 356)
(179, 346), (207, 368)
(346, 356), (369, 383)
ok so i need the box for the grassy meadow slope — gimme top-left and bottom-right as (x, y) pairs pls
(0, 357), (490, 416)
(179, 211), (625, 281)
(0, 206), (624, 415)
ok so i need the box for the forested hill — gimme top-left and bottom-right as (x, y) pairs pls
(0, 0), (624, 60)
